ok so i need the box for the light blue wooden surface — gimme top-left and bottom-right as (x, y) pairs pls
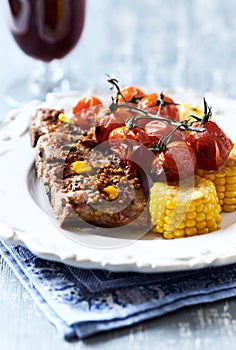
(1, 1), (236, 348)
(2, 253), (236, 350)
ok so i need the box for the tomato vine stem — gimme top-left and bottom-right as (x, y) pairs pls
(107, 76), (206, 135)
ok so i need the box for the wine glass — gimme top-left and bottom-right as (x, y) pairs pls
(6, 0), (86, 106)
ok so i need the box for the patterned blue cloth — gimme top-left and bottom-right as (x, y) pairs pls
(1, 240), (236, 340)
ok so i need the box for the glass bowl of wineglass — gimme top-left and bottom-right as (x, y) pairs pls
(6, 0), (86, 106)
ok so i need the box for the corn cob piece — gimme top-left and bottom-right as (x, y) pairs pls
(177, 103), (204, 121)
(197, 144), (236, 212)
(149, 176), (221, 239)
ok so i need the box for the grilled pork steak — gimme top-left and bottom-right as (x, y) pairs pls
(30, 108), (82, 147)
(35, 131), (148, 229)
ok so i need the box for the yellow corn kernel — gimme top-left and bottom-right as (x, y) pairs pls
(173, 229), (185, 237)
(196, 221), (207, 229)
(185, 227), (198, 236)
(72, 160), (92, 174)
(177, 222), (185, 229)
(215, 178), (225, 186)
(198, 228), (209, 235)
(103, 185), (119, 201)
(203, 174), (216, 181)
(225, 190), (236, 198)
(196, 203), (204, 212)
(58, 113), (71, 123)
(163, 232), (175, 239)
(197, 144), (236, 212)
(217, 193), (225, 200)
(215, 172), (225, 178)
(149, 176), (221, 239)
(226, 176), (236, 183)
(226, 184), (236, 191)
(166, 199), (176, 210)
(187, 211), (196, 219)
(206, 218), (217, 227)
(163, 223), (175, 232)
(224, 204), (236, 212)
(185, 219), (196, 227)
(195, 212), (205, 222)
(164, 216), (172, 224)
(224, 197), (236, 205)
(215, 185), (225, 193)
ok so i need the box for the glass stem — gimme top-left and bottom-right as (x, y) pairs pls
(28, 60), (69, 98)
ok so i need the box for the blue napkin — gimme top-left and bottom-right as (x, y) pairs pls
(1, 240), (236, 340)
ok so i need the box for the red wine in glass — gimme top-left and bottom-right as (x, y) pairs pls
(6, 0), (86, 104)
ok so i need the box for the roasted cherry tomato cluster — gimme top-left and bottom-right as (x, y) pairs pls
(70, 84), (234, 183)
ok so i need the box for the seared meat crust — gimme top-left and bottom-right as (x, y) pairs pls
(30, 108), (81, 147)
(36, 133), (148, 229)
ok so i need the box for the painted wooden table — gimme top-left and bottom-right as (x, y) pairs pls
(1, 255), (236, 350)
(1, 1), (236, 349)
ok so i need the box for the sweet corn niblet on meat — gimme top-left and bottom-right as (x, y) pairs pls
(197, 144), (236, 212)
(149, 176), (221, 239)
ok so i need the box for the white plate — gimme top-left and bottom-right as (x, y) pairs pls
(0, 90), (236, 273)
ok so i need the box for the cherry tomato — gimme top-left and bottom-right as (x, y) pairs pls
(144, 120), (184, 146)
(95, 116), (125, 143)
(118, 86), (146, 103)
(72, 96), (103, 129)
(185, 121), (233, 170)
(72, 96), (102, 114)
(107, 119), (184, 154)
(109, 126), (151, 145)
(151, 141), (197, 182)
(108, 126), (155, 166)
(140, 93), (180, 121)
(95, 106), (132, 143)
